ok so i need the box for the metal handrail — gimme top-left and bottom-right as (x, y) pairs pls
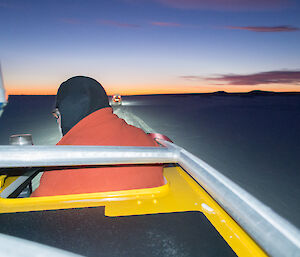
(0, 145), (177, 168)
(157, 139), (300, 257)
(0, 142), (299, 257)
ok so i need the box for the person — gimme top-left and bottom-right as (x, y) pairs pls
(31, 76), (164, 197)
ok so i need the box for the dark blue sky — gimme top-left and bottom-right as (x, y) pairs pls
(1, 0), (300, 94)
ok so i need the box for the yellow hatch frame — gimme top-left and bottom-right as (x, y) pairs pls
(0, 166), (267, 257)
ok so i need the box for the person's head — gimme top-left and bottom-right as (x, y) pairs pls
(54, 76), (110, 135)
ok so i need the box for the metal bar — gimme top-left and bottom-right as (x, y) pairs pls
(0, 145), (178, 168)
(0, 168), (42, 198)
(0, 63), (8, 106)
(157, 139), (300, 257)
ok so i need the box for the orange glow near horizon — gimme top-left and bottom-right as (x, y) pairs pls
(5, 82), (300, 96)
(7, 88), (57, 95)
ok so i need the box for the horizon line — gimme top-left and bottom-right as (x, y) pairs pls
(6, 90), (300, 97)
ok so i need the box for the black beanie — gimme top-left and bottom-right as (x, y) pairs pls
(56, 76), (110, 135)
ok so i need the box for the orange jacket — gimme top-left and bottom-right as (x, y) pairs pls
(31, 108), (164, 197)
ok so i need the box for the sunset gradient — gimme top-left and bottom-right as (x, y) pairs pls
(0, 0), (300, 95)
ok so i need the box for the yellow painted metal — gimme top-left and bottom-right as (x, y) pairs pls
(0, 178), (169, 213)
(0, 175), (7, 188)
(0, 166), (267, 257)
(0, 175), (18, 189)
(105, 167), (268, 257)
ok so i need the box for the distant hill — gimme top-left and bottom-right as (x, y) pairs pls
(245, 90), (282, 95)
(235, 90), (300, 96)
(121, 90), (300, 97)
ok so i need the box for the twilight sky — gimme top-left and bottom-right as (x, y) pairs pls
(1, 0), (300, 95)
